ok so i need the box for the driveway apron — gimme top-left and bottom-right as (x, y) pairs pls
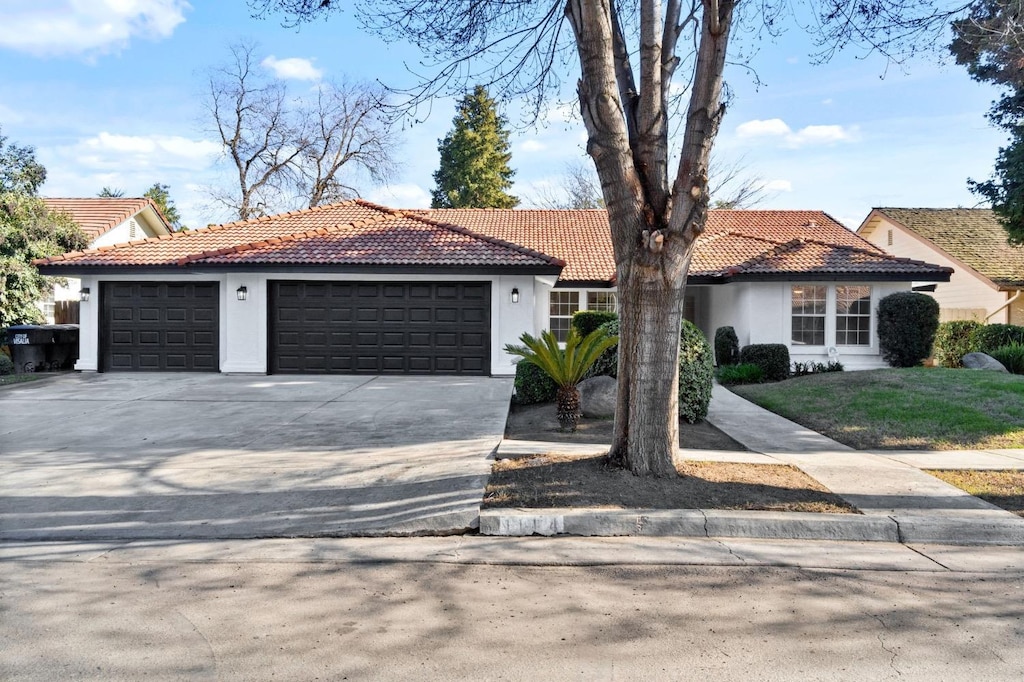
(0, 373), (512, 540)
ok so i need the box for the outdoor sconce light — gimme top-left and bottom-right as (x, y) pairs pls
(79, 287), (90, 302)
(236, 285), (248, 301)
(511, 287), (520, 304)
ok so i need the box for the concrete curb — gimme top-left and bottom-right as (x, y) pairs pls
(479, 508), (1024, 545)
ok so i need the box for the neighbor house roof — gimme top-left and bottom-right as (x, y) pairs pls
(35, 200), (950, 283)
(865, 208), (1024, 288)
(35, 201), (563, 274)
(43, 197), (173, 240)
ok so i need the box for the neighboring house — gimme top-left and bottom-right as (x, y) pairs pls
(36, 200), (950, 375)
(857, 208), (1024, 325)
(39, 198), (174, 323)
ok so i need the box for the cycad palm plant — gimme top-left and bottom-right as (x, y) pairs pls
(505, 327), (618, 432)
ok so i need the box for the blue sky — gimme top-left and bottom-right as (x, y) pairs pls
(0, 0), (1008, 229)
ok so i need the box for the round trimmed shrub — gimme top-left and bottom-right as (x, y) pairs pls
(738, 343), (790, 381)
(877, 292), (940, 368)
(714, 326), (739, 367)
(512, 359), (557, 405)
(587, 318), (620, 378)
(970, 323), (1024, 355)
(678, 320), (714, 423)
(933, 320), (982, 368)
(571, 310), (617, 337)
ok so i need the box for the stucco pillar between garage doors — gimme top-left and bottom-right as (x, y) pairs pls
(222, 273), (267, 374)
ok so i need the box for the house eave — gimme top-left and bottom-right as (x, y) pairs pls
(37, 263), (564, 277)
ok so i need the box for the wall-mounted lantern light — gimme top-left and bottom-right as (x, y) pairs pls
(511, 287), (520, 304)
(79, 287), (91, 302)
(236, 285), (248, 301)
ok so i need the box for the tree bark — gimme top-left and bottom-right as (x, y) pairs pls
(567, 0), (734, 476)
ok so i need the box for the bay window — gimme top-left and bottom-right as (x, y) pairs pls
(791, 285), (873, 348)
(549, 290), (618, 341)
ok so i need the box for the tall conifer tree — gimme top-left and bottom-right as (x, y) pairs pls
(431, 86), (518, 208)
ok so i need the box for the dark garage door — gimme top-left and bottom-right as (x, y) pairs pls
(270, 281), (490, 375)
(101, 282), (219, 371)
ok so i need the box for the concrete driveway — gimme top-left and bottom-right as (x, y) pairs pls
(0, 373), (513, 540)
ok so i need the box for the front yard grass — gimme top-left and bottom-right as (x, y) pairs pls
(926, 470), (1024, 517)
(0, 373), (51, 387)
(731, 368), (1024, 450)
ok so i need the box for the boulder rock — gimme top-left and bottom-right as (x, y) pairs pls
(578, 375), (617, 418)
(962, 352), (1009, 372)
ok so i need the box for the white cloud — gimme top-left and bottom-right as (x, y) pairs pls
(262, 56), (323, 81)
(735, 118), (857, 148)
(822, 98), (834, 106)
(57, 132), (220, 171)
(367, 183), (431, 209)
(736, 118), (793, 138)
(519, 139), (546, 153)
(0, 0), (189, 58)
(761, 179), (793, 192)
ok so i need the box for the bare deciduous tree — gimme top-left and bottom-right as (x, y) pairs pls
(205, 41), (399, 220)
(251, 0), (974, 475)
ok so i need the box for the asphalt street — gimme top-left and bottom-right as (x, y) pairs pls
(3, 537), (1023, 681)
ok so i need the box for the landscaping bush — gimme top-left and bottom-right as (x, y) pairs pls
(0, 352), (13, 376)
(512, 359), (557, 405)
(739, 344), (790, 381)
(970, 323), (1024, 355)
(717, 362), (763, 385)
(877, 292), (940, 368)
(587, 318), (620, 378)
(990, 343), (1024, 374)
(714, 326), (739, 367)
(571, 310), (617, 337)
(678, 320), (714, 423)
(933, 320), (983, 368)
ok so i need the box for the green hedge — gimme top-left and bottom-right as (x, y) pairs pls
(0, 352), (13, 376)
(512, 360), (557, 405)
(587, 318), (620, 378)
(714, 326), (739, 367)
(877, 292), (940, 368)
(971, 323), (1024, 355)
(933, 320), (983, 368)
(678, 320), (714, 423)
(739, 344), (790, 381)
(571, 310), (617, 337)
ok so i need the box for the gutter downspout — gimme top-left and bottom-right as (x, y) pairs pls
(986, 289), (1024, 322)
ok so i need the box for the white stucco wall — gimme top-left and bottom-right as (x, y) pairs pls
(74, 271), (541, 376)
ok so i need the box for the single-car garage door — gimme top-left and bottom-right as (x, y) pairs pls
(270, 281), (490, 375)
(101, 282), (220, 371)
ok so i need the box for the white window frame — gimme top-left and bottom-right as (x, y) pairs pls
(785, 284), (878, 355)
(548, 288), (618, 341)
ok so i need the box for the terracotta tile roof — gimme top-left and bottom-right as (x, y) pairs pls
(35, 200), (562, 271)
(43, 197), (171, 240)
(875, 208), (1024, 288)
(35, 201), (947, 282)
(692, 234), (952, 279)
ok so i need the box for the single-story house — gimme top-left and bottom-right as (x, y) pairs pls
(857, 208), (1024, 325)
(40, 197), (175, 323)
(36, 200), (951, 375)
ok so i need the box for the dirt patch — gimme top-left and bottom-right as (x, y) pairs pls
(926, 469), (1024, 517)
(485, 453), (857, 513)
(505, 401), (747, 451)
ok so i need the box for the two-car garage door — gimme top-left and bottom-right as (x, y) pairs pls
(100, 280), (491, 375)
(269, 281), (491, 375)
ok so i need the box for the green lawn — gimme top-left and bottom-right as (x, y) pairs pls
(0, 373), (54, 387)
(730, 368), (1024, 450)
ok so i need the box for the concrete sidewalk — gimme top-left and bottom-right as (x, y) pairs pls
(487, 384), (1024, 545)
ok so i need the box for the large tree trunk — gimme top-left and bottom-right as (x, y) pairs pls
(566, 0), (734, 476)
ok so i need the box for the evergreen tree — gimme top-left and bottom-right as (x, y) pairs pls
(431, 86), (518, 208)
(144, 182), (184, 230)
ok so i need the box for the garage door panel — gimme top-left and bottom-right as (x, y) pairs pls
(101, 282), (219, 372)
(270, 281), (489, 375)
